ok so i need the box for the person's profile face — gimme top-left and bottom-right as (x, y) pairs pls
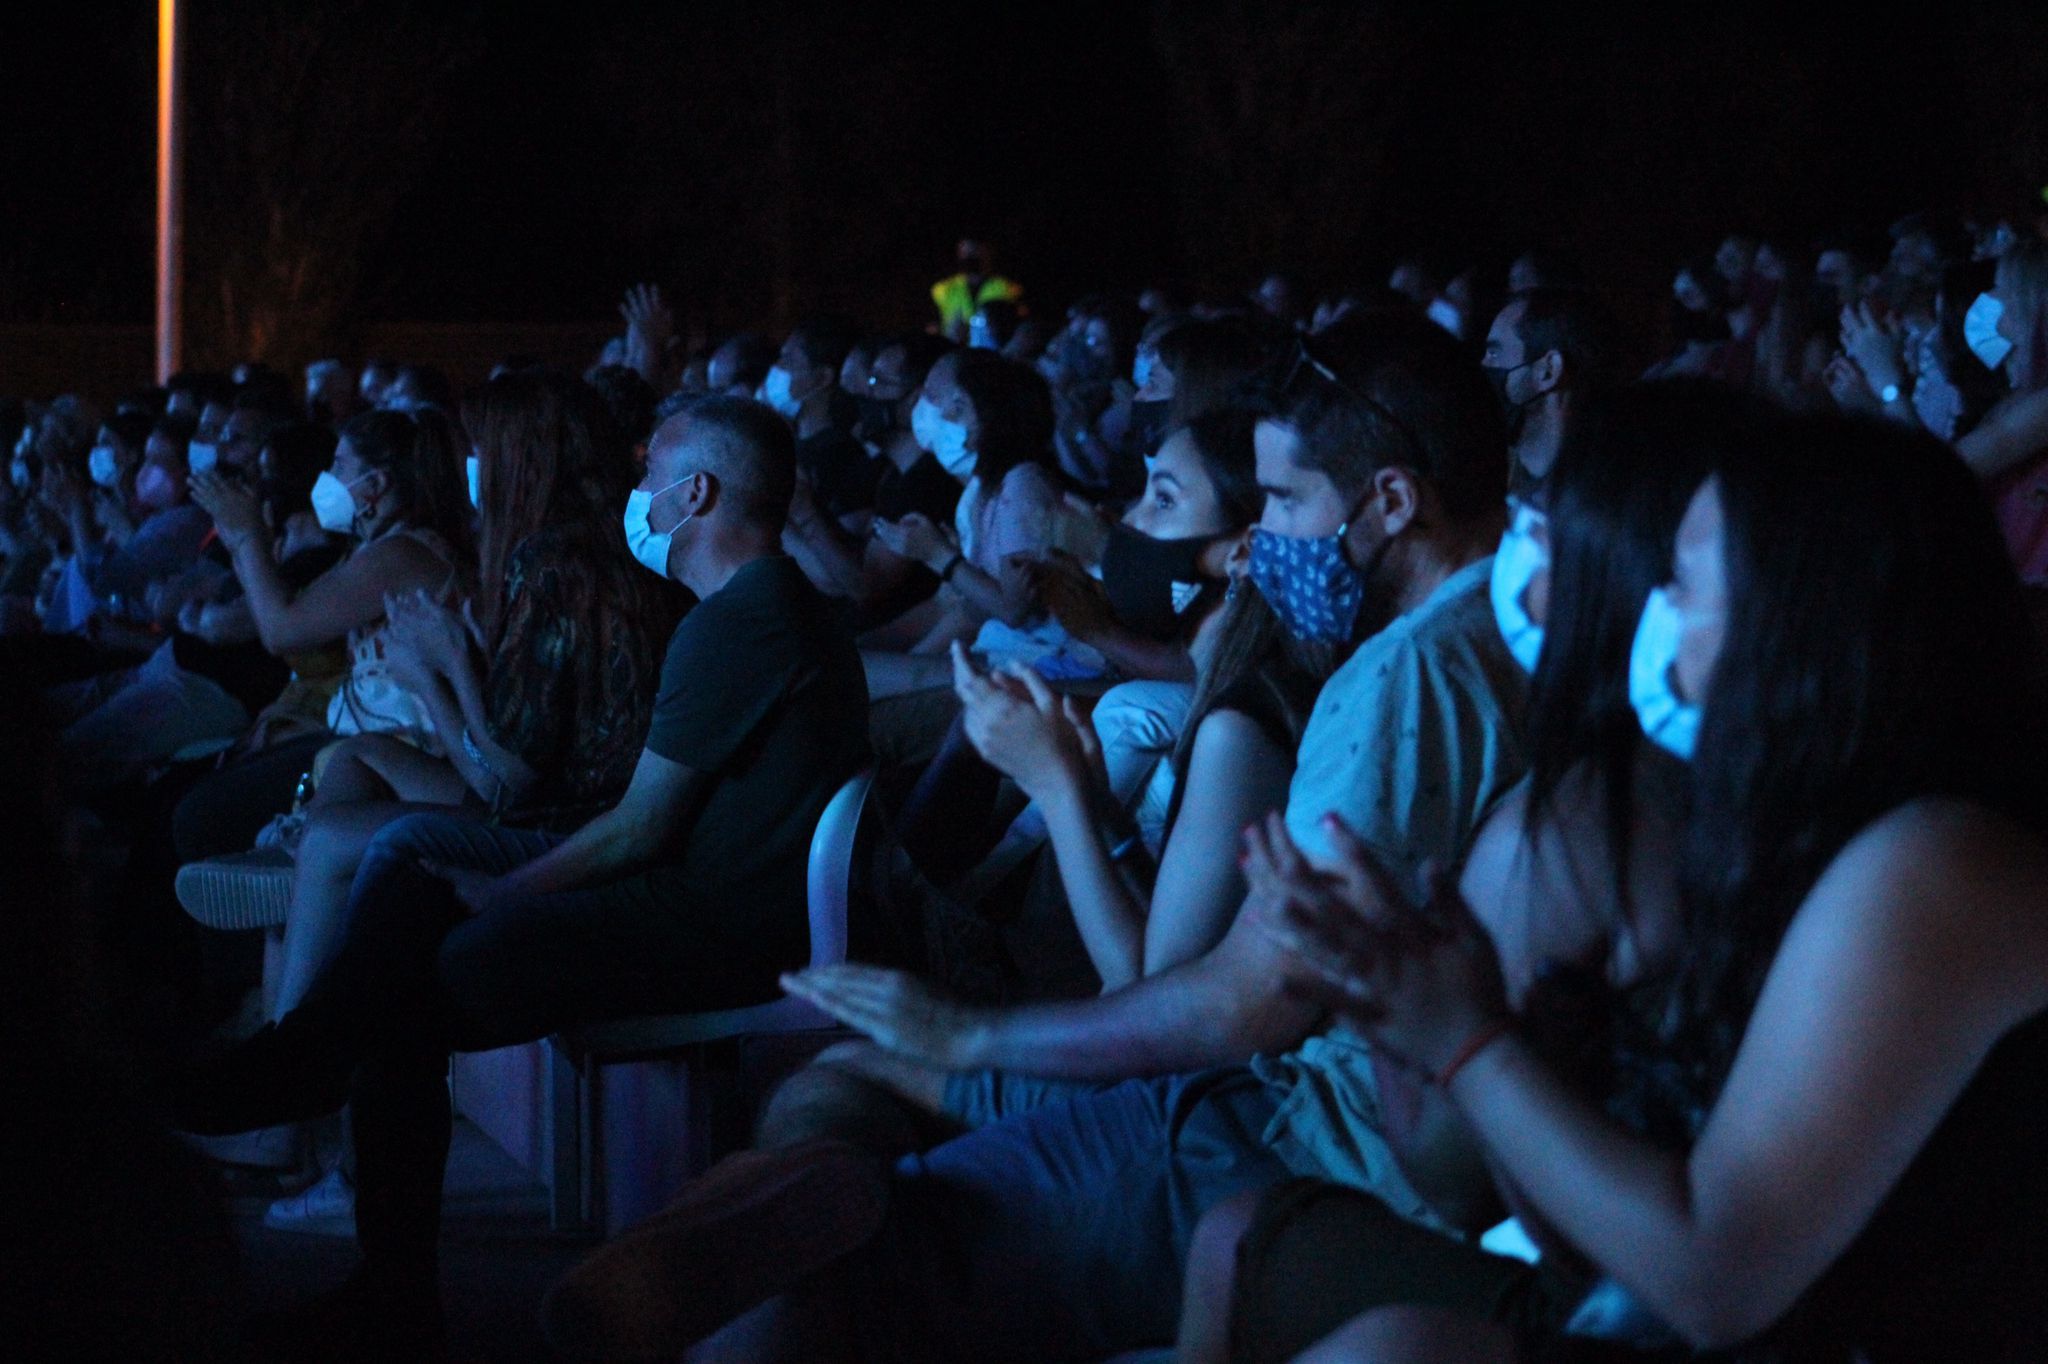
(1253, 419), (1346, 540)
(1125, 427), (1226, 541)
(868, 346), (910, 403)
(1665, 478), (1728, 709)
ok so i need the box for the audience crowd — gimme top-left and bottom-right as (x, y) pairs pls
(9, 207), (2048, 1362)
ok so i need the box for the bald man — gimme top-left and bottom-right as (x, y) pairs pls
(178, 396), (871, 1348)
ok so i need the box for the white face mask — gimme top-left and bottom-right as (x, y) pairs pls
(1132, 351), (1155, 392)
(1425, 296), (1465, 337)
(1489, 503), (1548, 674)
(622, 473), (697, 578)
(466, 455), (481, 509)
(8, 460), (28, 493)
(89, 445), (120, 489)
(1964, 292), (2014, 372)
(931, 416), (975, 479)
(1628, 587), (1703, 761)
(762, 365), (802, 419)
(310, 468), (368, 534)
(187, 441), (219, 477)
(910, 394), (945, 456)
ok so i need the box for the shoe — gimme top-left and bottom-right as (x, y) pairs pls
(175, 848), (295, 931)
(182, 1120), (308, 1172)
(265, 1164), (356, 1237)
(174, 1020), (352, 1136)
(540, 1139), (887, 1361)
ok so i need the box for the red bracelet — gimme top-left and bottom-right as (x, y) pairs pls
(1434, 1021), (1511, 1089)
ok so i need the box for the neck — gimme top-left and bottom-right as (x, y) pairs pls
(1512, 395), (1569, 482)
(676, 520), (781, 599)
(1385, 510), (1504, 616)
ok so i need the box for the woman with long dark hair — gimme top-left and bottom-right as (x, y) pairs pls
(1239, 409), (2048, 1361)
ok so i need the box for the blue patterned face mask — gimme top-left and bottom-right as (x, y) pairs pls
(1247, 520), (1371, 643)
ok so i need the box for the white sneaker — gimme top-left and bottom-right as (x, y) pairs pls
(263, 1164), (355, 1236)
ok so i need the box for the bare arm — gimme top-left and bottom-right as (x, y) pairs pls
(1441, 802), (2048, 1348)
(230, 534), (449, 657)
(787, 902), (1325, 1082)
(483, 747), (709, 905)
(1955, 387), (2048, 481)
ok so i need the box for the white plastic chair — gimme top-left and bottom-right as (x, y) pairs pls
(542, 767), (877, 1231)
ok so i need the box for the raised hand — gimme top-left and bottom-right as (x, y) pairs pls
(188, 470), (266, 550)
(950, 642), (1090, 805)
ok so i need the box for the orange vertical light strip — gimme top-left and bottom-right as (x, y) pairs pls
(154, 0), (182, 383)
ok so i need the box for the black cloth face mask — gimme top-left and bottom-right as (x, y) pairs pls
(1101, 521), (1218, 642)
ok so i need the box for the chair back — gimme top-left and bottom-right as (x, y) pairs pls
(802, 767), (876, 970)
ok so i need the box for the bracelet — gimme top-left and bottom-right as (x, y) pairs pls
(938, 553), (965, 582)
(461, 725), (512, 808)
(1434, 1021), (1511, 1089)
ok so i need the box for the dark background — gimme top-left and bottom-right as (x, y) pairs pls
(4, 2), (2045, 371)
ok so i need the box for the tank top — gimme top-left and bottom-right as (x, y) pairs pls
(324, 525), (463, 754)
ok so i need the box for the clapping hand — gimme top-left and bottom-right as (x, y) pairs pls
(951, 642), (1097, 806)
(1032, 551), (1118, 644)
(1838, 301), (1907, 400)
(382, 587), (477, 683)
(1243, 811), (1508, 1076)
(872, 511), (954, 570)
(188, 470), (266, 550)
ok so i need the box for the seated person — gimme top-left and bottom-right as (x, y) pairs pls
(895, 409), (1273, 891)
(1231, 411), (2048, 1364)
(170, 409), (472, 862)
(783, 335), (958, 617)
(1175, 380), (1730, 1364)
(176, 396), (871, 1350)
(193, 372), (679, 1195)
(541, 314), (1522, 1363)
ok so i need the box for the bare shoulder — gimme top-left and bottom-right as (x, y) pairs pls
(1811, 797), (2048, 967)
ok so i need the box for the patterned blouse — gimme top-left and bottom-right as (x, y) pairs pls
(484, 521), (684, 830)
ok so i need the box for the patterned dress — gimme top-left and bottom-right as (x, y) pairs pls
(483, 521), (683, 830)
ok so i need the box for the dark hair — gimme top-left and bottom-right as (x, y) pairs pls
(464, 372), (627, 644)
(711, 333), (778, 392)
(1178, 407), (1264, 531)
(102, 412), (155, 459)
(789, 318), (860, 379)
(1511, 289), (1619, 390)
(1996, 235), (2048, 395)
(656, 395), (797, 530)
(1667, 411), (2046, 1090)
(387, 365), (455, 413)
(336, 407), (472, 555)
(954, 353), (1054, 490)
(585, 364), (659, 451)
(1163, 584), (1329, 837)
(258, 422), (339, 525)
(1267, 313), (1509, 521)
(1521, 383), (1752, 905)
(150, 411), (198, 449)
(878, 334), (955, 394)
(1154, 318), (1273, 430)
(1512, 249), (1589, 291)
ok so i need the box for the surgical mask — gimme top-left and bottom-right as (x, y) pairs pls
(930, 416), (975, 479)
(89, 445), (120, 488)
(762, 365), (801, 419)
(310, 469), (368, 534)
(1102, 523), (1216, 642)
(622, 474), (696, 578)
(466, 455), (481, 509)
(1489, 504), (1548, 673)
(187, 441), (219, 476)
(1964, 293), (2014, 372)
(1132, 351), (1156, 392)
(1628, 587), (1702, 761)
(135, 463), (180, 511)
(1247, 519), (1372, 644)
(11, 460), (32, 493)
(1425, 297), (1464, 336)
(910, 394), (945, 455)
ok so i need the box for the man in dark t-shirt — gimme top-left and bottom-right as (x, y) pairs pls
(177, 397), (869, 1344)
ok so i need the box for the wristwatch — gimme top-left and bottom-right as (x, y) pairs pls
(1879, 381), (1904, 405)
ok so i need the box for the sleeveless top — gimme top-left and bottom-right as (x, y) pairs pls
(324, 526), (463, 754)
